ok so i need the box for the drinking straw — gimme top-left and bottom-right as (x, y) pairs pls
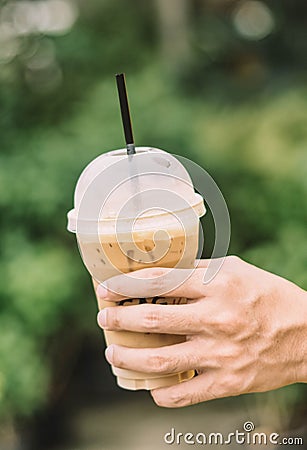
(116, 73), (136, 155)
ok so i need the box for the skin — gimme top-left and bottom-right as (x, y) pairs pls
(96, 256), (307, 408)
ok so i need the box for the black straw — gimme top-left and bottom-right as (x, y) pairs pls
(116, 73), (136, 155)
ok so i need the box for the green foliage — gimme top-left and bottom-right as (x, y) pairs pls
(0, 316), (49, 417)
(0, 0), (306, 423)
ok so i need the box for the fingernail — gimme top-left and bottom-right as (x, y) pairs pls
(97, 284), (108, 298)
(97, 309), (107, 328)
(105, 345), (114, 364)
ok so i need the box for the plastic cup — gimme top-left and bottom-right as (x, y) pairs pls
(67, 147), (205, 390)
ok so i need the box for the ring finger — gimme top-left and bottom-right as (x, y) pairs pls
(105, 340), (204, 375)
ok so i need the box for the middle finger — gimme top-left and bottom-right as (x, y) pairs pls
(98, 302), (205, 335)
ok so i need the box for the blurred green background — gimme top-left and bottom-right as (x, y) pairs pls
(0, 0), (307, 449)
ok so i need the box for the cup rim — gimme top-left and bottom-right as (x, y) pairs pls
(67, 194), (205, 234)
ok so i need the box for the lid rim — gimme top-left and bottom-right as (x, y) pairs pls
(67, 196), (205, 228)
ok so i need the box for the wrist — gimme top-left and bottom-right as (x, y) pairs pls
(286, 285), (307, 384)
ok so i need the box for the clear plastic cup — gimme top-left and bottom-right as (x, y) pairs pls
(67, 147), (205, 390)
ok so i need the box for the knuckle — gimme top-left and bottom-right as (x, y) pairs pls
(169, 389), (190, 407)
(218, 270), (241, 294)
(153, 388), (191, 408)
(151, 276), (165, 295)
(218, 344), (240, 365)
(220, 373), (241, 395)
(147, 352), (172, 373)
(222, 320), (240, 336)
(149, 267), (167, 278)
(152, 386), (202, 408)
(164, 387), (192, 408)
(213, 312), (240, 335)
(215, 272), (230, 292)
(227, 255), (241, 264)
(147, 268), (169, 295)
(142, 307), (162, 332)
(168, 388), (197, 407)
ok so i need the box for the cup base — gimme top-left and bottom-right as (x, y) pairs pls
(115, 369), (195, 391)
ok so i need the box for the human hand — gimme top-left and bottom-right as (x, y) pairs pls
(96, 256), (307, 407)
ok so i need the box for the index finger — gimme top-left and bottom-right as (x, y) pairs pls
(96, 267), (207, 302)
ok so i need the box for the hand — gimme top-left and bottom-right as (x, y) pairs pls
(96, 256), (307, 408)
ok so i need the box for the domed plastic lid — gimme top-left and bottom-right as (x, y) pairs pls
(67, 147), (205, 234)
